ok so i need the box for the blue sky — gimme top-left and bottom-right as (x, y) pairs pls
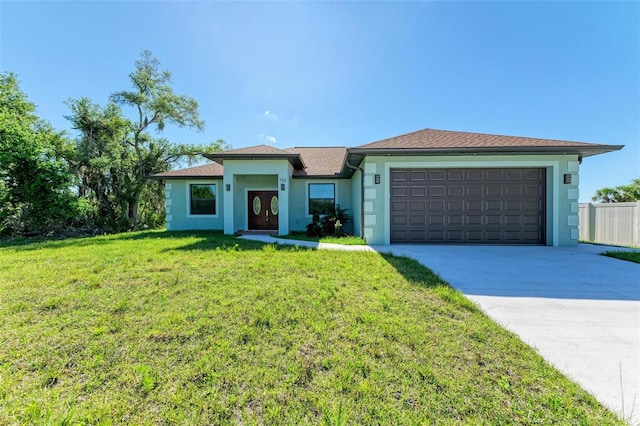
(1, 1), (638, 202)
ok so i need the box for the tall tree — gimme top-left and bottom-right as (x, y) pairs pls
(592, 178), (640, 203)
(66, 51), (226, 230)
(0, 73), (78, 235)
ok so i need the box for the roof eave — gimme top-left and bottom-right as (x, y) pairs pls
(148, 174), (224, 180)
(292, 174), (345, 179)
(347, 145), (624, 158)
(203, 153), (306, 169)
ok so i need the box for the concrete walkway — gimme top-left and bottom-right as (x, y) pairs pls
(240, 235), (640, 423)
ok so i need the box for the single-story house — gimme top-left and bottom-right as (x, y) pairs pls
(152, 128), (622, 246)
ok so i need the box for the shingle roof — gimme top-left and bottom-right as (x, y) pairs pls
(355, 128), (606, 150)
(150, 147), (347, 178)
(151, 162), (223, 179)
(151, 128), (623, 179)
(286, 147), (346, 177)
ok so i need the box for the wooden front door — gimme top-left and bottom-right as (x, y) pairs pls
(248, 191), (279, 230)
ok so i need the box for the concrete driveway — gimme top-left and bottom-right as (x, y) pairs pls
(381, 243), (640, 424)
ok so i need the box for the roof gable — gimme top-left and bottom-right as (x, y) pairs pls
(352, 128), (621, 156)
(151, 162), (224, 179)
(285, 147), (347, 177)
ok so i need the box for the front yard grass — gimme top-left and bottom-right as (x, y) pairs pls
(0, 231), (621, 424)
(275, 231), (366, 245)
(603, 250), (640, 264)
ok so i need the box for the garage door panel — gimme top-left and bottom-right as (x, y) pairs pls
(429, 215), (444, 225)
(448, 215), (463, 225)
(506, 170), (523, 180)
(448, 171), (464, 181)
(486, 200), (502, 211)
(448, 200), (464, 210)
(410, 201), (426, 211)
(429, 186), (445, 196)
(391, 172), (408, 183)
(525, 170), (542, 180)
(410, 215), (425, 225)
(486, 170), (502, 180)
(390, 168), (545, 244)
(525, 185), (542, 197)
(467, 170), (483, 181)
(428, 230), (445, 241)
(410, 171), (427, 181)
(392, 216), (407, 225)
(391, 187), (407, 197)
(486, 186), (502, 196)
(429, 201), (445, 211)
(410, 186), (426, 197)
(391, 201), (407, 212)
(429, 171), (445, 181)
(466, 186), (483, 196)
(467, 214), (483, 225)
(505, 185), (523, 197)
(448, 186), (464, 197)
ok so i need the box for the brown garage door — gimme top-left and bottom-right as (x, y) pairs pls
(390, 168), (545, 244)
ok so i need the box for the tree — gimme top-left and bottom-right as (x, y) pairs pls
(592, 178), (640, 203)
(0, 73), (79, 236)
(66, 51), (227, 230)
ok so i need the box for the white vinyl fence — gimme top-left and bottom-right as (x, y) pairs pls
(579, 201), (640, 247)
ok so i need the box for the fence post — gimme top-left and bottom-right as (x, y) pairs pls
(586, 203), (596, 241)
(635, 201), (640, 246)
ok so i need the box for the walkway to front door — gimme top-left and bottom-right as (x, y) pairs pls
(248, 191), (279, 231)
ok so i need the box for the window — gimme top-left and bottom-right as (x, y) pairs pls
(190, 184), (216, 215)
(308, 183), (335, 215)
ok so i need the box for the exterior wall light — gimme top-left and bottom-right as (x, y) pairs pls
(563, 174), (572, 184)
(226, 184), (231, 191)
(375, 174), (381, 184)
(280, 183), (286, 191)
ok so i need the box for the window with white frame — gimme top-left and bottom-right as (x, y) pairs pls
(308, 183), (335, 215)
(190, 184), (216, 215)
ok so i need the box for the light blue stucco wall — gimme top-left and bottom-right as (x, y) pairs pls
(164, 154), (581, 246)
(222, 159), (292, 234)
(350, 169), (362, 238)
(164, 179), (224, 231)
(359, 154), (581, 246)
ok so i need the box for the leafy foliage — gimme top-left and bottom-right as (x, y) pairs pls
(592, 178), (640, 203)
(0, 73), (80, 236)
(65, 51), (227, 231)
(307, 204), (353, 237)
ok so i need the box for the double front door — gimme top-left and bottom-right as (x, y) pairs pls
(248, 191), (279, 230)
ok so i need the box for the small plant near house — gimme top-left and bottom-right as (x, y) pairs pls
(306, 205), (352, 238)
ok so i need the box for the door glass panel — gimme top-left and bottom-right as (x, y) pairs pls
(252, 196), (261, 215)
(270, 196), (279, 215)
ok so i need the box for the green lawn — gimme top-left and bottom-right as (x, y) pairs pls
(0, 231), (621, 424)
(275, 232), (367, 245)
(603, 250), (640, 264)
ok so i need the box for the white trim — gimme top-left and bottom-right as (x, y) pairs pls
(383, 160), (561, 246)
(244, 187), (278, 230)
(186, 180), (220, 219)
(305, 181), (339, 217)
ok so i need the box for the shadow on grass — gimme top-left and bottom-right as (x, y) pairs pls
(0, 230), (225, 251)
(0, 229), (306, 254)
